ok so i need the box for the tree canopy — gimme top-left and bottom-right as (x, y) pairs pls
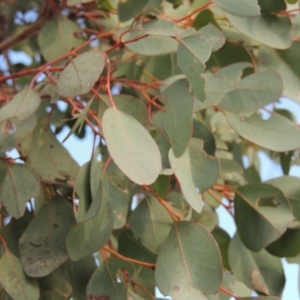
(0, 0), (300, 299)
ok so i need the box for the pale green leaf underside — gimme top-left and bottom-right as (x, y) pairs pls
(57, 51), (105, 98)
(103, 107), (162, 185)
(258, 45), (300, 102)
(226, 112), (300, 151)
(226, 12), (292, 49)
(0, 88), (41, 122)
(169, 147), (203, 213)
(216, 0), (260, 17)
(219, 69), (283, 113)
(38, 16), (82, 62)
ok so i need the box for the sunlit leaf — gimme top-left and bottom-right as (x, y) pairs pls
(226, 112), (300, 152)
(103, 107), (162, 185)
(258, 43), (300, 102)
(99, 94), (148, 125)
(219, 70), (282, 113)
(123, 31), (178, 56)
(216, 0), (260, 17)
(226, 11), (292, 49)
(169, 138), (219, 213)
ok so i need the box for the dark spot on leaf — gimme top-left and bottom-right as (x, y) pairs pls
(53, 223), (58, 228)
(29, 241), (42, 247)
(50, 144), (53, 148)
(88, 295), (110, 300)
(256, 195), (280, 207)
(172, 285), (180, 291)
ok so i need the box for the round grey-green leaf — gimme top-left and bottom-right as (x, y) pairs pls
(56, 51), (105, 98)
(102, 107), (162, 185)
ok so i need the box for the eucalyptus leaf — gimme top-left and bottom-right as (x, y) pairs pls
(103, 107), (162, 185)
(155, 222), (222, 298)
(226, 12), (292, 49)
(57, 51), (105, 98)
(226, 112), (300, 152)
(19, 197), (76, 277)
(0, 163), (40, 218)
(86, 259), (135, 299)
(38, 16), (82, 62)
(163, 79), (193, 157)
(169, 138), (219, 213)
(0, 250), (39, 300)
(234, 183), (294, 251)
(229, 233), (285, 296)
(216, 0), (260, 17)
(22, 119), (79, 183)
(129, 195), (173, 254)
(0, 88), (41, 122)
(0, 115), (37, 154)
(219, 70), (282, 113)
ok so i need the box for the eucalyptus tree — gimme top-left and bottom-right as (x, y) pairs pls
(0, 0), (300, 299)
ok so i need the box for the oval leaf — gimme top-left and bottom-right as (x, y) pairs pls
(163, 79), (194, 157)
(234, 183), (294, 252)
(129, 195), (173, 254)
(0, 164), (40, 219)
(219, 70), (283, 113)
(229, 233), (285, 296)
(19, 197), (76, 277)
(0, 88), (41, 122)
(87, 259), (135, 300)
(38, 16), (82, 62)
(57, 51), (105, 98)
(216, 0), (260, 17)
(0, 250), (39, 300)
(103, 107), (162, 185)
(155, 222), (222, 298)
(169, 138), (219, 213)
(226, 112), (300, 152)
(24, 119), (79, 183)
(66, 187), (113, 261)
(0, 115), (37, 154)
(226, 12), (292, 49)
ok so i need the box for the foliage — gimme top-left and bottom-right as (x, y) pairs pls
(0, 0), (300, 299)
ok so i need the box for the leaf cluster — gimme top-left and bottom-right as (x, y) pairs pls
(0, 0), (300, 299)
